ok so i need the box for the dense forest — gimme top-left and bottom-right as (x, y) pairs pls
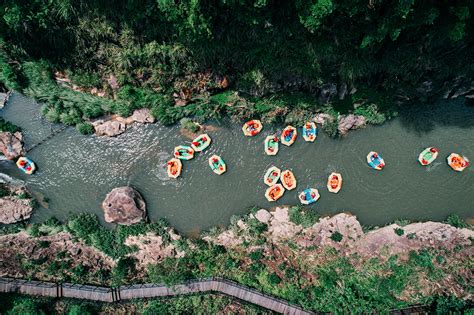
(0, 0), (473, 131)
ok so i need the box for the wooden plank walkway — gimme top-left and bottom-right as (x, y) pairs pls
(0, 277), (314, 314)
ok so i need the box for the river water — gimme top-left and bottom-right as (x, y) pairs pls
(1, 93), (473, 233)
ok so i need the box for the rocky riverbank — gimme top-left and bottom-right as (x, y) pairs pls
(0, 207), (472, 312)
(0, 183), (34, 224)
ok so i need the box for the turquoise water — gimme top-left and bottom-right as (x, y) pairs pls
(1, 93), (473, 233)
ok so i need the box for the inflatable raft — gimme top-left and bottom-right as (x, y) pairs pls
(367, 151), (385, 170)
(327, 172), (342, 193)
(174, 145), (194, 160)
(265, 184), (285, 202)
(447, 153), (469, 172)
(242, 120), (263, 136)
(264, 135), (279, 156)
(209, 155), (226, 175)
(16, 157), (36, 175)
(191, 134), (211, 152)
(298, 188), (320, 205)
(280, 126), (297, 146)
(264, 166), (281, 186)
(302, 122), (317, 142)
(167, 158), (182, 178)
(281, 170), (296, 190)
(418, 147), (439, 165)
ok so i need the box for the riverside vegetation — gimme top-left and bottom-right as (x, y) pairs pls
(1, 1), (474, 135)
(0, 207), (472, 313)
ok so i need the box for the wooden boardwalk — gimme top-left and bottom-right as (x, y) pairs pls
(0, 277), (313, 315)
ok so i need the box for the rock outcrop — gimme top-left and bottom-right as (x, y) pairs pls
(0, 131), (24, 160)
(102, 186), (146, 225)
(131, 108), (155, 124)
(0, 185), (33, 224)
(91, 109), (155, 137)
(0, 231), (114, 279)
(92, 119), (127, 137)
(208, 207), (474, 261)
(337, 114), (366, 135)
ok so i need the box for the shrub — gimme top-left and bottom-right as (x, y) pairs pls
(330, 231), (343, 242)
(267, 272), (281, 285)
(249, 249), (264, 262)
(445, 214), (468, 229)
(67, 304), (92, 315)
(288, 206), (319, 227)
(179, 118), (200, 133)
(0, 118), (20, 133)
(322, 119), (339, 137)
(7, 298), (44, 315)
(394, 228), (404, 236)
(76, 122), (94, 135)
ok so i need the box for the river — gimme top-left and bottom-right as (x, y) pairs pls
(1, 93), (473, 233)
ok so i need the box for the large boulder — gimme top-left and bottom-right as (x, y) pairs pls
(0, 131), (24, 160)
(338, 114), (366, 135)
(102, 187), (146, 225)
(131, 108), (155, 124)
(92, 120), (126, 137)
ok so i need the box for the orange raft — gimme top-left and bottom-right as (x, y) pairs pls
(447, 153), (469, 172)
(280, 126), (297, 146)
(242, 120), (263, 136)
(265, 184), (285, 202)
(281, 170), (296, 190)
(167, 158), (182, 178)
(327, 172), (342, 193)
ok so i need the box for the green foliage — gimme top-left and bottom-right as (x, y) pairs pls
(329, 231), (343, 242)
(445, 214), (469, 229)
(179, 118), (200, 133)
(288, 206), (319, 228)
(76, 122), (94, 135)
(0, 184), (10, 197)
(432, 295), (468, 314)
(7, 298), (45, 315)
(394, 228), (405, 236)
(67, 304), (92, 315)
(0, 118), (20, 133)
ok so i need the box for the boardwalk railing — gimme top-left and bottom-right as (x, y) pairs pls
(0, 277), (313, 315)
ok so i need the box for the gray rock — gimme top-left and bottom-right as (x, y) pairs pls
(102, 187), (146, 225)
(0, 186), (33, 224)
(92, 120), (126, 137)
(338, 114), (366, 135)
(313, 113), (334, 125)
(131, 108), (155, 124)
(0, 131), (24, 160)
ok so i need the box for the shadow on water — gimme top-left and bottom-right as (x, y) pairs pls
(397, 98), (474, 134)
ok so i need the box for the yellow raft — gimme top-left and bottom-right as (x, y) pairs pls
(191, 134), (211, 152)
(174, 145), (194, 160)
(264, 166), (281, 186)
(209, 154), (226, 175)
(327, 172), (342, 193)
(265, 184), (285, 202)
(281, 170), (296, 190)
(242, 120), (263, 136)
(167, 158), (182, 178)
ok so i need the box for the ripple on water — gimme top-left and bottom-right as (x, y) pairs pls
(1, 95), (473, 233)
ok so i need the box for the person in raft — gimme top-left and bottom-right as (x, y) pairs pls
(212, 157), (223, 170)
(18, 159), (32, 172)
(192, 136), (207, 147)
(283, 129), (291, 140)
(303, 191), (316, 201)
